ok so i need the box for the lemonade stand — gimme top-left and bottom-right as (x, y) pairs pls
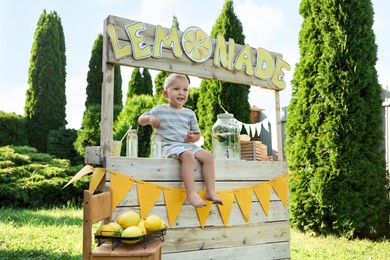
(83, 15), (291, 259)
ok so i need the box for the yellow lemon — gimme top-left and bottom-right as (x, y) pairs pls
(182, 27), (212, 63)
(107, 222), (122, 232)
(121, 226), (143, 244)
(116, 211), (141, 229)
(138, 221), (147, 235)
(160, 219), (167, 229)
(96, 224), (116, 237)
(145, 215), (162, 232)
(240, 134), (251, 142)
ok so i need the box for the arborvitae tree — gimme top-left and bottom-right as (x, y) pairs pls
(127, 68), (143, 98)
(84, 34), (122, 114)
(154, 71), (171, 103)
(198, 0), (250, 150)
(285, 0), (389, 238)
(24, 10), (67, 152)
(142, 68), (153, 96)
(75, 34), (123, 156)
(185, 88), (200, 117)
(113, 95), (155, 157)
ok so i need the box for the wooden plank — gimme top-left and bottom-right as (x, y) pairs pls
(112, 201), (289, 228)
(162, 241), (290, 260)
(161, 222), (290, 253)
(105, 157), (288, 181)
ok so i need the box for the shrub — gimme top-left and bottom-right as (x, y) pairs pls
(0, 111), (28, 146)
(0, 146), (88, 208)
(47, 127), (83, 165)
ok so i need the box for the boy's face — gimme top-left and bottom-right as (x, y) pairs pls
(163, 77), (189, 109)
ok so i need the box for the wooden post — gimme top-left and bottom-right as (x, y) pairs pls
(275, 90), (284, 161)
(101, 17), (114, 159)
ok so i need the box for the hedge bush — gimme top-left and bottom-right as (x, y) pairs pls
(0, 146), (88, 208)
(0, 111), (28, 146)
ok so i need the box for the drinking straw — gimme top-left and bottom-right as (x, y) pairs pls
(120, 126), (132, 142)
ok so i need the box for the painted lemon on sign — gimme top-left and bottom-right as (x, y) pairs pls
(182, 27), (212, 63)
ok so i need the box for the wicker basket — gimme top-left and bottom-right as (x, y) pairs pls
(240, 141), (270, 161)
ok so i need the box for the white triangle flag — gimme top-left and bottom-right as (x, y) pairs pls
(243, 123), (251, 136)
(256, 122), (262, 136)
(262, 119), (270, 132)
(236, 120), (243, 132)
(250, 124), (257, 138)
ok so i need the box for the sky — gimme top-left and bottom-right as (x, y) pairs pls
(1, 0), (389, 137)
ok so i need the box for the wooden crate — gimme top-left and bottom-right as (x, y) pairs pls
(241, 141), (270, 161)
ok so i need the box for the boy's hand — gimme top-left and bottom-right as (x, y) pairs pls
(149, 116), (160, 128)
(184, 131), (199, 143)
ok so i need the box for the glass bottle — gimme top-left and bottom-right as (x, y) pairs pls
(212, 113), (241, 160)
(150, 131), (162, 158)
(126, 128), (138, 158)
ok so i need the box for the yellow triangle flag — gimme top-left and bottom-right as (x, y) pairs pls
(216, 190), (235, 227)
(253, 182), (271, 216)
(271, 174), (289, 207)
(88, 168), (106, 194)
(195, 191), (212, 229)
(137, 181), (162, 219)
(234, 187), (253, 223)
(110, 171), (135, 211)
(163, 188), (186, 227)
(62, 164), (94, 189)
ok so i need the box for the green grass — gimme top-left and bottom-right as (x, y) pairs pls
(0, 207), (389, 259)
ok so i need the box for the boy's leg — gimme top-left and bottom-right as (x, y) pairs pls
(179, 151), (207, 208)
(195, 150), (223, 205)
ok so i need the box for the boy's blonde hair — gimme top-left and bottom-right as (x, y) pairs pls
(164, 73), (189, 90)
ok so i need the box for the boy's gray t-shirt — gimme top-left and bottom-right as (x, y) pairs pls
(143, 104), (201, 145)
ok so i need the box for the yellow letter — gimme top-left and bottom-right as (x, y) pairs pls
(254, 48), (275, 80)
(234, 44), (254, 76)
(153, 25), (183, 58)
(125, 21), (152, 60)
(105, 24), (131, 59)
(213, 34), (235, 70)
(271, 57), (291, 90)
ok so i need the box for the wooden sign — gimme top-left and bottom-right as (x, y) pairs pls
(104, 15), (290, 90)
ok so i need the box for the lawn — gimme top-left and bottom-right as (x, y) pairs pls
(0, 207), (389, 259)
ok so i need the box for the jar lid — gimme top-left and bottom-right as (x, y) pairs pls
(217, 113), (234, 118)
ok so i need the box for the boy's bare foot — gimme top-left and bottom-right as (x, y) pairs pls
(205, 192), (224, 205)
(187, 192), (207, 208)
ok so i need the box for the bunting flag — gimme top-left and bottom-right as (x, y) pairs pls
(262, 118), (270, 132)
(233, 187), (253, 223)
(216, 190), (235, 227)
(243, 123), (251, 137)
(88, 168), (106, 194)
(136, 181), (162, 219)
(250, 123), (258, 137)
(110, 171), (135, 211)
(235, 118), (270, 138)
(62, 164), (94, 189)
(163, 187), (186, 227)
(271, 174), (289, 207)
(65, 165), (294, 227)
(195, 191), (213, 229)
(253, 182), (271, 216)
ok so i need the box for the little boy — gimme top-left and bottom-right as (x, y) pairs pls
(138, 73), (223, 208)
